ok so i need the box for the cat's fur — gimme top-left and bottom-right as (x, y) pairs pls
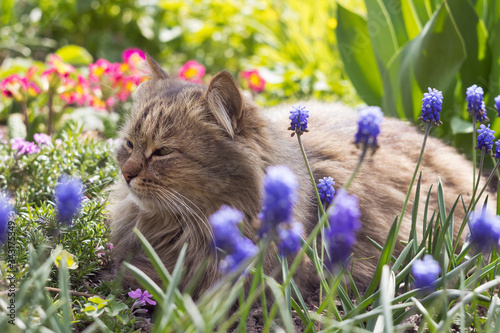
(109, 56), (480, 296)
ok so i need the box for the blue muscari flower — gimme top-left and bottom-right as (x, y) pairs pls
(495, 95), (500, 117)
(219, 237), (258, 274)
(468, 208), (500, 252)
(288, 104), (309, 136)
(209, 205), (244, 253)
(494, 140), (500, 159)
(476, 124), (495, 153)
(317, 177), (335, 206)
(258, 166), (298, 237)
(354, 106), (383, 149)
(0, 193), (14, 243)
(411, 255), (441, 291)
(55, 175), (84, 225)
(277, 222), (303, 257)
(325, 189), (361, 268)
(466, 84), (488, 122)
(418, 87), (443, 127)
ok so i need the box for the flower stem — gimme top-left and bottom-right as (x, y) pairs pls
(344, 145), (368, 190)
(472, 114), (477, 191)
(47, 91), (54, 135)
(21, 98), (29, 134)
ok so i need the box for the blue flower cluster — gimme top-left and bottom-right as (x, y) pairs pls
(258, 166), (303, 257)
(411, 255), (441, 291)
(325, 189), (361, 268)
(288, 104), (309, 136)
(476, 124), (495, 153)
(55, 175), (84, 225)
(495, 140), (500, 159)
(495, 95), (500, 117)
(209, 205), (258, 274)
(468, 208), (500, 252)
(466, 84), (488, 122)
(0, 193), (14, 243)
(317, 177), (335, 206)
(354, 106), (383, 149)
(418, 87), (443, 127)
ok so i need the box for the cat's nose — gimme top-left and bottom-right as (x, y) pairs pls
(122, 170), (138, 183)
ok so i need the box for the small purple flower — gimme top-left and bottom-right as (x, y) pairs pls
(277, 222), (303, 257)
(418, 87), (443, 127)
(466, 85), (488, 122)
(55, 175), (84, 225)
(0, 193), (14, 244)
(258, 166), (298, 237)
(495, 95), (500, 118)
(411, 255), (441, 291)
(10, 137), (40, 155)
(288, 104), (309, 136)
(325, 189), (361, 268)
(55, 138), (63, 146)
(33, 133), (52, 146)
(128, 289), (156, 306)
(219, 237), (258, 274)
(476, 124), (495, 153)
(468, 208), (500, 252)
(209, 205), (244, 253)
(317, 177), (335, 206)
(354, 106), (383, 149)
(494, 140), (500, 159)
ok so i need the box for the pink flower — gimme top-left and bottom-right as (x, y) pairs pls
(11, 137), (40, 155)
(89, 59), (111, 82)
(33, 133), (52, 146)
(122, 48), (146, 67)
(46, 54), (75, 77)
(128, 289), (156, 306)
(241, 70), (265, 93)
(55, 139), (63, 146)
(1, 74), (41, 100)
(178, 60), (205, 83)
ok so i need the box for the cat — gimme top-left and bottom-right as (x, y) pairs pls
(108, 55), (481, 296)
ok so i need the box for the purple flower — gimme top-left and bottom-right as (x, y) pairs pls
(55, 175), (84, 225)
(418, 87), (443, 127)
(258, 166), (298, 237)
(0, 193), (14, 243)
(277, 222), (303, 257)
(354, 106), (383, 148)
(476, 124), (495, 153)
(128, 289), (156, 306)
(317, 177), (335, 206)
(494, 140), (500, 159)
(466, 84), (488, 122)
(33, 133), (52, 146)
(288, 104), (309, 136)
(411, 255), (441, 291)
(468, 208), (500, 252)
(219, 237), (258, 274)
(325, 189), (361, 268)
(10, 137), (40, 155)
(209, 205), (244, 253)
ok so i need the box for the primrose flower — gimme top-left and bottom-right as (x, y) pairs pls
(468, 208), (500, 252)
(241, 70), (265, 93)
(476, 124), (495, 153)
(325, 189), (361, 268)
(277, 222), (303, 257)
(1, 74), (41, 101)
(209, 205), (245, 253)
(258, 166), (298, 237)
(46, 54), (75, 77)
(411, 255), (441, 291)
(89, 59), (112, 82)
(122, 48), (146, 67)
(33, 133), (52, 146)
(128, 289), (156, 306)
(317, 177), (335, 206)
(419, 87), (443, 127)
(0, 193), (14, 244)
(219, 237), (258, 274)
(288, 104), (309, 136)
(55, 175), (84, 225)
(11, 138), (40, 155)
(178, 60), (205, 83)
(354, 106), (383, 149)
(466, 84), (488, 122)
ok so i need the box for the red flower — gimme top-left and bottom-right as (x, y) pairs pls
(241, 70), (265, 93)
(178, 60), (205, 83)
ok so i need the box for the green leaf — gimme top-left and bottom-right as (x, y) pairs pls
(55, 45), (93, 66)
(336, 3), (383, 106)
(450, 116), (473, 135)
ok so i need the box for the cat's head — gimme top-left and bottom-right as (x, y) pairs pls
(116, 55), (264, 220)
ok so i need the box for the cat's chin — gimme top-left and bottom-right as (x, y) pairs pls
(125, 191), (156, 212)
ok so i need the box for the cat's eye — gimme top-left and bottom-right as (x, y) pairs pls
(153, 147), (173, 156)
(126, 140), (133, 149)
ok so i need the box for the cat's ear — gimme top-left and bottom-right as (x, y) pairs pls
(145, 54), (169, 80)
(203, 71), (243, 138)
